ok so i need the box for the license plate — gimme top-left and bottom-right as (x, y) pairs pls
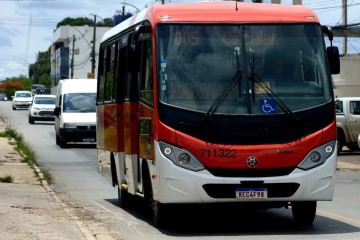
(83, 138), (95, 142)
(235, 188), (268, 199)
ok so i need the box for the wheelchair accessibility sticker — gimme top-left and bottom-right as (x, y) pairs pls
(260, 99), (276, 113)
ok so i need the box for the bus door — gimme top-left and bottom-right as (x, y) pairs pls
(137, 37), (155, 193)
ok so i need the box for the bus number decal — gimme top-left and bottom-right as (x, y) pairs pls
(175, 31), (199, 46)
(201, 149), (237, 158)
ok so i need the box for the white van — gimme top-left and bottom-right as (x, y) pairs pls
(54, 79), (97, 148)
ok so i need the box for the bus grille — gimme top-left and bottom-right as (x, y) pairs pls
(206, 167), (296, 178)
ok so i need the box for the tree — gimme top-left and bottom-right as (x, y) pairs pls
(57, 17), (113, 28)
(56, 17), (93, 28)
(0, 77), (31, 99)
(29, 49), (51, 88)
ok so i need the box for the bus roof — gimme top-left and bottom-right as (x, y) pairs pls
(102, 1), (319, 43)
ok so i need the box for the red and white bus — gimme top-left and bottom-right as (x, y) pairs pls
(96, 1), (340, 227)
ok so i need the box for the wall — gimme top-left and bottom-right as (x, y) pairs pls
(51, 25), (110, 89)
(333, 54), (360, 98)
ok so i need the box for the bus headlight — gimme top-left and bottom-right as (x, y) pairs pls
(159, 142), (204, 171)
(297, 140), (336, 170)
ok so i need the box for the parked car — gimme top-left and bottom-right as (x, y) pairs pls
(28, 94), (56, 124)
(12, 91), (33, 110)
(335, 97), (360, 153)
(0, 93), (7, 101)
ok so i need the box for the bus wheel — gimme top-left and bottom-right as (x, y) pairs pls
(292, 201), (316, 225)
(118, 185), (129, 208)
(152, 200), (166, 228)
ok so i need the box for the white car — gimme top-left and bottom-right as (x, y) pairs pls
(12, 91), (33, 110)
(28, 94), (56, 124)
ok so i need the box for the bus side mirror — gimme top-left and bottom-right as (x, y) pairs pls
(327, 46), (340, 74)
(54, 106), (61, 117)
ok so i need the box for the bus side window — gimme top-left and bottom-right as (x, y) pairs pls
(97, 47), (106, 104)
(140, 39), (153, 105)
(104, 44), (116, 103)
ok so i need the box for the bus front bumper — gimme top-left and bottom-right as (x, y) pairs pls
(152, 141), (336, 204)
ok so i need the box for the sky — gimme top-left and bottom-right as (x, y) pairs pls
(0, 0), (359, 80)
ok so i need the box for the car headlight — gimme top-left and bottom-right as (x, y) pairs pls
(33, 107), (41, 111)
(159, 141), (204, 171)
(297, 140), (336, 170)
(63, 123), (77, 129)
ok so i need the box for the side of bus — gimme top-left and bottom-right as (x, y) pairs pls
(96, 24), (155, 210)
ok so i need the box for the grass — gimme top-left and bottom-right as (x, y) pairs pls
(0, 127), (52, 184)
(0, 175), (14, 183)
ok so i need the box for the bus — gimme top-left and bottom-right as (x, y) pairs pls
(96, 1), (340, 227)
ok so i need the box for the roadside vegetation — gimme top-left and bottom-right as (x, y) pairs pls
(0, 175), (14, 183)
(0, 127), (52, 184)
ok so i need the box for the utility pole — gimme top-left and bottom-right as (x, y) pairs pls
(70, 35), (75, 79)
(342, 0), (348, 55)
(91, 14), (96, 76)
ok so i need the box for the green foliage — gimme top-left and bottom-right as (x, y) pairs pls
(96, 18), (114, 27)
(57, 17), (94, 28)
(0, 127), (52, 183)
(0, 175), (14, 183)
(0, 127), (36, 165)
(57, 17), (113, 28)
(0, 77), (32, 98)
(29, 49), (51, 88)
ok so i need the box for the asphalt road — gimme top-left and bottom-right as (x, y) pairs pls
(1, 100), (359, 240)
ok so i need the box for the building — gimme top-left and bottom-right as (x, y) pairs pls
(50, 25), (110, 93)
(333, 54), (360, 97)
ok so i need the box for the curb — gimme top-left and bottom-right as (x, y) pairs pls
(33, 164), (97, 240)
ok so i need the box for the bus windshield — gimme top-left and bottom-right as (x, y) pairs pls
(156, 24), (332, 115)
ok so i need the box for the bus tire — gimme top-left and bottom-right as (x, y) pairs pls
(142, 161), (167, 228)
(292, 201), (316, 225)
(152, 200), (166, 228)
(118, 185), (129, 208)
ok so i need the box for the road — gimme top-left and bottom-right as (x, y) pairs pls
(1, 100), (360, 240)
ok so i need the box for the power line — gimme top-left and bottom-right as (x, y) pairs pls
(0, 17), (59, 25)
(311, 2), (360, 10)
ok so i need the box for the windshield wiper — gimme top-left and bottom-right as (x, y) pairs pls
(203, 69), (243, 121)
(248, 52), (298, 121)
(250, 74), (299, 121)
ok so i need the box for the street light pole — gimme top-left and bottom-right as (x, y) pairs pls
(91, 14), (96, 76)
(120, 2), (141, 12)
(70, 35), (75, 79)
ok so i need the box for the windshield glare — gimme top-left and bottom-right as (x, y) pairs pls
(63, 93), (96, 113)
(156, 24), (332, 115)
